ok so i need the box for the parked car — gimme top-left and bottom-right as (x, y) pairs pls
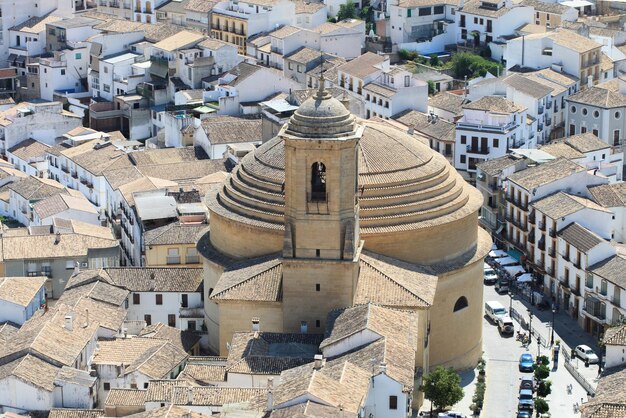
(438, 412), (467, 418)
(518, 389), (534, 410)
(485, 301), (507, 322)
(494, 277), (510, 294)
(575, 345), (599, 364)
(519, 353), (534, 372)
(497, 316), (514, 334)
(520, 376), (534, 392)
(483, 263), (498, 285)
(517, 410), (532, 418)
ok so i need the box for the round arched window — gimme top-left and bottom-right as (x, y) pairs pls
(582, 108), (588, 116)
(571, 106), (577, 113)
(615, 111), (621, 119)
(453, 296), (469, 312)
(593, 110), (599, 118)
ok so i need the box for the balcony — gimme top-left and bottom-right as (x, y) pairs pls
(583, 304), (606, 322)
(179, 306), (204, 318)
(562, 253), (570, 262)
(538, 106), (544, 115)
(466, 145), (490, 155)
(538, 222), (546, 232)
(549, 228), (556, 238)
(167, 256), (181, 265)
(185, 255), (199, 264)
(506, 194), (528, 211)
(546, 118), (552, 126)
(529, 211), (535, 225)
(538, 123), (544, 131)
(571, 287), (581, 297)
(61, 166), (69, 173)
(457, 120), (517, 134)
(613, 297), (621, 306)
(71, 171), (78, 179)
(528, 230), (535, 244)
(538, 241), (545, 251)
(549, 248), (555, 258)
(27, 270), (51, 277)
(574, 261), (581, 269)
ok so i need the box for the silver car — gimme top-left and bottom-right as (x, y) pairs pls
(575, 345), (599, 364)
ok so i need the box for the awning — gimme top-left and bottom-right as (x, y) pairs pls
(495, 256), (518, 266)
(507, 248), (523, 262)
(489, 249), (508, 258)
(517, 273), (533, 283)
(7, 54), (17, 66)
(561, 0), (592, 7)
(504, 265), (526, 276)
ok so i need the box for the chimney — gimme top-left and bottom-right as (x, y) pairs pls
(187, 388), (193, 405)
(407, 124), (415, 135)
(64, 315), (73, 331)
(54, 232), (61, 245)
(378, 362), (387, 375)
(266, 377), (274, 411)
(313, 354), (324, 370)
(84, 308), (89, 327)
(74, 261), (80, 275)
(339, 405), (344, 418)
(149, 273), (156, 291)
(251, 317), (260, 332)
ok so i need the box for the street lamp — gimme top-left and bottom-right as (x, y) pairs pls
(537, 338), (541, 357)
(527, 309), (533, 345)
(550, 307), (556, 346)
(509, 291), (513, 312)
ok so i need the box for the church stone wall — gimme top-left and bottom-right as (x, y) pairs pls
(210, 211), (282, 259)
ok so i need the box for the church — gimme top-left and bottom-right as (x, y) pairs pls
(197, 82), (491, 376)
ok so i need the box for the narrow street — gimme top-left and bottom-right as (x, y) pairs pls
(481, 284), (598, 417)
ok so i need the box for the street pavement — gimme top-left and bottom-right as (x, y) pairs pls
(416, 283), (601, 417)
(481, 284), (595, 417)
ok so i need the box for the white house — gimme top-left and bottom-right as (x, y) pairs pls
(0, 276), (46, 325)
(0, 102), (82, 155)
(603, 325), (626, 369)
(337, 52), (428, 119)
(389, 0), (458, 55)
(39, 43), (91, 101)
(8, 176), (69, 226)
(588, 183), (626, 244)
(585, 255), (626, 337)
(454, 96), (531, 174)
(457, 0), (534, 61)
(8, 15), (63, 76)
(104, 267), (204, 331)
(32, 193), (100, 226)
(504, 29), (603, 85)
(294, 0), (327, 29)
(193, 116), (262, 159)
(7, 139), (50, 178)
(92, 337), (188, 403)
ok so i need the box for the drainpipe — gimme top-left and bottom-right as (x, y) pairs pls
(521, 35), (525, 67)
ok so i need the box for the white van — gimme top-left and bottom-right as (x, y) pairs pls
(485, 301), (507, 322)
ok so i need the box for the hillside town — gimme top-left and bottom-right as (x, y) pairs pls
(0, 0), (625, 417)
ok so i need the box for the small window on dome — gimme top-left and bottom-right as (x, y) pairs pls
(310, 162), (326, 202)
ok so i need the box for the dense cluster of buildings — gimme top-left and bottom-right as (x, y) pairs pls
(0, 0), (624, 415)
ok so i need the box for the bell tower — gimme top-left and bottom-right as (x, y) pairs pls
(280, 81), (363, 333)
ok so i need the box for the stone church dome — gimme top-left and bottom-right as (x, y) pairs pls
(206, 117), (484, 264)
(284, 87), (356, 139)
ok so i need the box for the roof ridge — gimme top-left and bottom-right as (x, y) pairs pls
(213, 260), (281, 297)
(360, 258), (430, 306)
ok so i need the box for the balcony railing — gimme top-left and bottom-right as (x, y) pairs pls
(529, 212), (535, 225)
(549, 228), (556, 238)
(549, 248), (555, 258)
(61, 166), (69, 173)
(167, 256), (181, 265)
(185, 255), (199, 264)
(506, 194), (528, 211)
(538, 222), (546, 232)
(466, 145), (490, 155)
(613, 297), (621, 306)
(538, 106), (544, 115)
(457, 121), (517, 134)
(546, 118), (552, 126)
(583, 305), (606, 321)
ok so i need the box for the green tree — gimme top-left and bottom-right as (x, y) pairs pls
(537, 380), (552, 397)
(336, 0), (356, 21)
(427, 80), (437, 95)
(534, 364), (550, 380)
(420, 367), (464, 412)
(537, 355), (550, 366)
(429, 53), (441, 67)
(535, 398), (549, 415)
(449, 52), (503, 79)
